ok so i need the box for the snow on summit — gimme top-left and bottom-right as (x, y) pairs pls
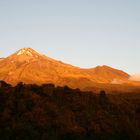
(17, 48), (33, 56)
(8, 48), (43, 62)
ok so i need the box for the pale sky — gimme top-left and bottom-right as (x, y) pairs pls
(0, 0), (140, 74)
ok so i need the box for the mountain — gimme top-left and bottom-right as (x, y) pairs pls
(0, 48), (138, 92)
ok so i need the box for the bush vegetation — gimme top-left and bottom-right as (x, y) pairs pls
(0, 81), (140, 140)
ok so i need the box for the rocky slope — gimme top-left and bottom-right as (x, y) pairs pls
(0, 48), (138, 91)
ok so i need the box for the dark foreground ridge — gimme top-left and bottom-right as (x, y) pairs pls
(0, 81), (140, 140)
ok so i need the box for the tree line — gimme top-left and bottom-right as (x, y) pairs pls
(0, 81), (140, 140)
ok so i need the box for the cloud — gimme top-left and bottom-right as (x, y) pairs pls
(129, 74), (140, 81)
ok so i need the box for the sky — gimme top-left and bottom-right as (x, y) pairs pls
(0, 0), (140, 74)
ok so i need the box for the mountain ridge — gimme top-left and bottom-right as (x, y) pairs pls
(0, 48), (139, 92)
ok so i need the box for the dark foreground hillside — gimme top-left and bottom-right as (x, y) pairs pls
(0, 81), (140, 140)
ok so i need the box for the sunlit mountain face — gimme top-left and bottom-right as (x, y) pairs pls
(0, 48), (139, 93)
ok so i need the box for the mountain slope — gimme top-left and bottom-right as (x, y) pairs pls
(0, 48), (133, 90)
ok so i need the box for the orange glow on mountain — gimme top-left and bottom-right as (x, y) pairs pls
(0, 48), (139, 92)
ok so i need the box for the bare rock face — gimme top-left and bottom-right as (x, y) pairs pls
(0, 48), (134, 90)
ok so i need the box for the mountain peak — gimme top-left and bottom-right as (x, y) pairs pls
(5, 47), (44, 63)
(13, 47), (44, 60)
(16, 48), (36, 56)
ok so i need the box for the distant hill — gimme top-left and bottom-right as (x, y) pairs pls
(0, 48), (139, 92)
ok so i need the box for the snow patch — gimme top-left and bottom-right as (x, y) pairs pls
(17, 49), (33, 56)
(26, 51), (33, 56)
